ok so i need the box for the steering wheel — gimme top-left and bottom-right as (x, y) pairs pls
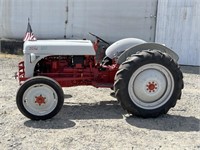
(89, 32), (110, 45)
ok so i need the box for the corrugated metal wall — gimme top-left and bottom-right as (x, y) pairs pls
(0, 0), (158, 43)
(66, 0), (158, 43)
(0, 0), (67, 39)
(156, 0), (200, 66)
(0, 0), (199, 66)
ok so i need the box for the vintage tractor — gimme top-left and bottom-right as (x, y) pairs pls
(16, 33), (183, 120)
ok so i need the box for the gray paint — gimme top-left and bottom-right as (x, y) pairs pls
(117, 43), (179, 64)
(106, 38), (146, 59)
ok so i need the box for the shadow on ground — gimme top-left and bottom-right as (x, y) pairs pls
(24, 100), (124, 129)
(181, 65), (200, 74)
(126, 114), (200, 132)
(24, 95), (200, 132)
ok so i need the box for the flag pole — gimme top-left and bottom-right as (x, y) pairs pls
(23, 17), (37, 41)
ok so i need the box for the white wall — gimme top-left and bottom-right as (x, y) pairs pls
(66, 0), (158, 43)
(0, 0), (158, 43)
(0, 0), (67, 39)
(156, 0), (200, 66)
(0, 0), (199, 66)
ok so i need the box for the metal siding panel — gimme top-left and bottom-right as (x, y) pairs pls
(66, 0), (158, 42)
(156, 0), (200, 66)
(0, 0), (158, 43)
(1, 0), (67, 39)
(0, 0), (12, 38)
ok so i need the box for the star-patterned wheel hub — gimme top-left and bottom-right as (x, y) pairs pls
(35, 95), (46, 106)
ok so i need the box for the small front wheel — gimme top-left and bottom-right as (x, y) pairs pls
(16, 76), (64, 120)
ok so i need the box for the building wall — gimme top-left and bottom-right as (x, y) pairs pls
(0, 0), (67, 39)
(0, 0), (158, 42)
(66, 0), (158, 42)
(156, 0), (200, 66)
(0, 0), (199, 66)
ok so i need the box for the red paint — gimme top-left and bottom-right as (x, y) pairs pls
(18, 42), (119, 88)
(35, 95), (46, 106)
(146, 82), (157, 93)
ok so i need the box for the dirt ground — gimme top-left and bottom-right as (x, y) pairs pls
(0, 54), (199, 150)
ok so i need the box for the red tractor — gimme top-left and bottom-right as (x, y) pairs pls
(16, 33), (183, 120)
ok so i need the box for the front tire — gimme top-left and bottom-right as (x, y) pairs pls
(114, 50), (183, 118)
(16, 76), (64, 120)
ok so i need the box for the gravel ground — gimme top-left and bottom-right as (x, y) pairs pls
(0, 54), (199, 150)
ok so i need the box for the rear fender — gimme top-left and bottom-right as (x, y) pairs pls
(117, 43), (179, 64)
(105, 38), (146, 59)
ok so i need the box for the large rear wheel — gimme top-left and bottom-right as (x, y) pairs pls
(16, 76), (64, 120)
(114, 50), (183, 118)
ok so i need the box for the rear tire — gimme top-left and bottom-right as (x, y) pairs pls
(114, 50), (183, 118)
(16, 76), (64, 120)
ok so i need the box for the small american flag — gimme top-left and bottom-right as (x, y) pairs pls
(23, 20), (37, 41)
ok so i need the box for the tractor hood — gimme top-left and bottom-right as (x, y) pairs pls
(23, 40), (95, 55)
